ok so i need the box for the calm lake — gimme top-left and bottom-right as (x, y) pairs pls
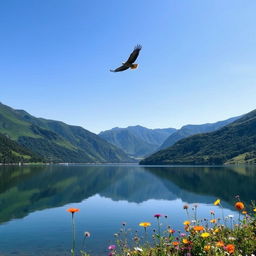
(0, 164), (255, 256)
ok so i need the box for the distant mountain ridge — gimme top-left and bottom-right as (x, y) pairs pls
(159, 116), (241, 150)
(141, 109), (256, 165)
(99, 125), (176, 157)
(0, 102), (133, 163)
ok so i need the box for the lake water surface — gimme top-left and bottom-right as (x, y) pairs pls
(0, 164), (255, 255)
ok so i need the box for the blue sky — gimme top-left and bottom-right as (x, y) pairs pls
(1, 0), (256, 133)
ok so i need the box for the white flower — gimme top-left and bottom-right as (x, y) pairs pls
(134, 247), (143, 252)
(228, 236), (236, 241)
(228, 215), (234, 218)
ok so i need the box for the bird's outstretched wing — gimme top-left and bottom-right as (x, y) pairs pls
(110, 65), (129, 72)
(125, 45), (142, 64)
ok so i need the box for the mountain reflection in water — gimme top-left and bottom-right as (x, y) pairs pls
(0, 164), (255, 225)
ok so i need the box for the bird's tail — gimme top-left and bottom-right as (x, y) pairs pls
(130, 64), (138, 69)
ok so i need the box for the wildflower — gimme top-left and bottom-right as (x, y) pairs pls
(180, 233), (186, 237)
(242, 210), (247, 214)
(168, 229), (175, 234)
(134, 247), (143, 252)
(84, 232), (91, 238)
(210, 219), (217, 223)
(183, 204), (189, 209)
(66, 208), (80, 214)
(193, 226), (204, 231)
(235, 201), (245, 210)
(204, 245), (211, 251)
(183, 220), (190, 225)
(108, 245), (116, 250)
(154, 214), (161, 218)
(216, 241), (225, 247)
(225, 244), (235, 254)
(139, 222), (151, 227)
(228, 236), (236, 241)
(228, 214), (234, 218)
(201, 232), (210, 238)
(210, 210), (215, 215)
(182, 239), (189, 244)
(172, 241), (179, 246)
(214, 228), (220, 233)
(214, 199), (221, 205)
(253, 208), (256, 212)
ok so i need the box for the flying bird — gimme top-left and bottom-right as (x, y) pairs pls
(110, 45), (142, 72)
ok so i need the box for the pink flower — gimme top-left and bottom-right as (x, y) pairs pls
(108, 245), (116, 250)
(154, 214), (162, 218)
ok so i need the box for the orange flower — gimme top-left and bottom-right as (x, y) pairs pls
(172, 241), (179, 246)
(193, 226), (204, 231)
(210, 219), (217, 223)
(216, 241), (225, 247)
(225, 244), (235, 254)
(183, 220), (190, 225)
(235, 202), (244, 210)
(242, 211), (247, 215)
(66, 208), (80, 213)
(214, 228), (220, 233)
(204, 245), (211, 251)
(182, 239), (189, 244)
(168, 229), (175, 234)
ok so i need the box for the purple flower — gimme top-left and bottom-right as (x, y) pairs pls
(154, 214), (162, 218)
(180, 233), (186, 237)
(108, 245), (116, 250)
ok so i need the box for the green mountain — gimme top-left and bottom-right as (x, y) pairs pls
(159, 116), (240, 150)
(140, 109), (256, 165)
(0, 133), (42, 163)
(99, 125), (176, 157)
(0, 102), (132, 163)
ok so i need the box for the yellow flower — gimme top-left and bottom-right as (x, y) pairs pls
(214, 228), (220, 233)
(139, 222), (151, 227)
(253, 208), (256, 212)
(242, 211), (247, 215)
(210, 219), (217, 223)
(214, 199), (220, 206)
(183, 220), (190, 225)
(201, 232), (210, 238)
(204, 245), (211, 251)
(182, 239), (189, 244)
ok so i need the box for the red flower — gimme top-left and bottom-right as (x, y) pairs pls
(154, 214), (162, 218)
(225, 244), (235, 254)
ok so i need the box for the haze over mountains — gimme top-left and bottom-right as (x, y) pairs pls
(0, 102), (132, 163)
(159, 116), (240, 150)
(99, 126), (176, 157)
(99, 116), (240, 158)
(141, 109), (256, 165)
